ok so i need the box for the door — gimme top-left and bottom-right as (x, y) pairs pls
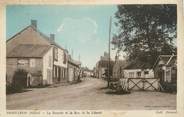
(58, 67), (61, 82)
(158, 69), (164, 85)
(13, 69), (28, 88)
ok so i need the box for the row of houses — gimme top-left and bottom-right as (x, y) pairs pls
(6, 20), (81, 88)
(94, 52), (177, 91)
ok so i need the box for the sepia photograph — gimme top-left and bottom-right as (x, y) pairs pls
(5, 4), (178, 111)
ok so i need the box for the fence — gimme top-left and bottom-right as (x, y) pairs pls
(128, 78), (159, 91)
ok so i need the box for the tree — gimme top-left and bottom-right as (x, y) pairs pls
(112, 5), (177, 65)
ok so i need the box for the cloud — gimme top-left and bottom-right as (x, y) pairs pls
(57, 24), (64, 32)
(84, 18), (98, 34)
(56, 17), (99, 43)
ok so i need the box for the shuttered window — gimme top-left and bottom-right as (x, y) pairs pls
(63, 52), (66, 64)
(54, 47), (58, 61)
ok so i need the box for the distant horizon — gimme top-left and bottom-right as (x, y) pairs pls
(6, 5), (123, 69)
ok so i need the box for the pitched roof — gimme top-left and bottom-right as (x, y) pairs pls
(7, 44), (51, 58)
(6, 25), (66, 51)
(68, 55), (81, 66)
(153, 55), (177, 68)
(37, 28), (65, 50)
(124, 60), (152, 69)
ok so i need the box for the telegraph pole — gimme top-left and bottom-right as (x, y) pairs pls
(107, 16), (112, 87)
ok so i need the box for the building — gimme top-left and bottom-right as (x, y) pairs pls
(6, 20), (68, 87)
(123, 60), (154, 79)
(95, 60), (114, 79)
(95, 52), (114, 79)
(120, 60), (159, 91)
(68, 55), (81, 82)
(6, 44), (53, 87)
(153, 55), (177, 91)
(112, 59), (127, 80)
(81, 67), (94, 77)
(51, 34), (68, 84)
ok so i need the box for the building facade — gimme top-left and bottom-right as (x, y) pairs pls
(6, 44), (53, 87)
(67, 56), (81, 82)
(122, 60), (154, 79)
(6, 20), (69, 87)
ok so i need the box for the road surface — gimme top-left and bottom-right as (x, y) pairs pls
(7, 77), (176, 110)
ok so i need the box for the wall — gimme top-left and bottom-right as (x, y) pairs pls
(6, 57), (43, 86)
(68, 63), (79, 82)
(43, 48), (53, 85)
(68, 68), (74, 82)
(54, 47), (67, 68)
(6, 58), (18, 86)
(124, 69), (154, 78)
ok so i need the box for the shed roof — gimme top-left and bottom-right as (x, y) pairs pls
(152, 55), (177, 68)
(68, 55), (81, 66)
(7, 44), (51, 58)
(124, 60), (152, 69)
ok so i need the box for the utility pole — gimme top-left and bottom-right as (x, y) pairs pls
(107, 16), (112, 87)
(71, 49), (73, 58)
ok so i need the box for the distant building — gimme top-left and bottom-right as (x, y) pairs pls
(112, 59), (127, 80)
(81, 67), (94, 77)
(95, 52), (114, 79)
(68, 55), (81, 82)
(153, 55), (177, 91)
(95, 60), (114, 79)
(100, 52), (110, 61)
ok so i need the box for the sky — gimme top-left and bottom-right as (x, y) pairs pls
(6, 5), (120, 69)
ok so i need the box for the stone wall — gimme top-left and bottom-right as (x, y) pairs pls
(6, 58), (43, 87)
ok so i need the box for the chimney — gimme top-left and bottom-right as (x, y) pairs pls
(50, 34), (55, 42)
(31, 20), (37, 29)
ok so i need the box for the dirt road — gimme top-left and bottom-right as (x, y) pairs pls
(7, 78), (176, 110)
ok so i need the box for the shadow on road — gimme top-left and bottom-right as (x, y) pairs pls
(98, 87), (109, 90)
(7, 89), (32, 95)
(105, 90), (131, 95)
(97, 86), (131, 95)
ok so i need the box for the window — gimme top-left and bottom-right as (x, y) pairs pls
(129, 72), (134, 78)
(166, 67), (171, 82)
(18, 59), (28, 65)
(63, 52), (66, 64)
(137, 72), (141, 77)
(30, 59), (35, 67)
(144, 71), (149, 75)
(54, 66), (57, 78)
(54, 47), (58, 61)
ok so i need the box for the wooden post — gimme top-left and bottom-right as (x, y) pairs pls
(107, 16), (112, 87)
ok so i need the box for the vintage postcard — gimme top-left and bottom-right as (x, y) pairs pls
(0, 0), (184, 117)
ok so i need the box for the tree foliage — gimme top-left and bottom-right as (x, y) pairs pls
(113, 5), (177, 65)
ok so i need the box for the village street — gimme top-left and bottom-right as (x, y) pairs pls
(7, 78), (176, 110)
(7, 77), (176, 110)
